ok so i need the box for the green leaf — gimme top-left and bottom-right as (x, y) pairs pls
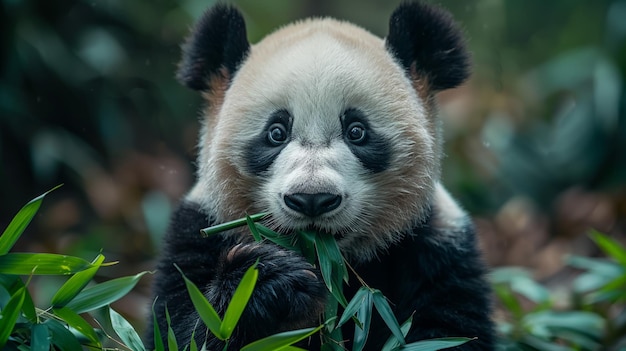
(241, 325), (323, 351)
(522, 311), (604, 338)
(256, 224), (298, 251)
(0, 185), (61, 255)
(220, 262), (258, 339)
(44, 318), (83, 351)
(109, 307), (146, 351)
(0, 275), (37, 322)
(567, 255), (622, 276)
(52, 254), (105, 308)
(324, 299), (341, 345)
(372, 290), (404, 346)
(395, 337), (474, 351)
(316, 232), (348, 281)
(337, 287), (370, 328)
(315, 233), (348, 307)
(353, 290), (373, 351)
(176, 264), (224, 339)
(66, 271), (149, 313)
(152, 300), (165, 351)
(201, 213), (267, 237)
(294, 231), (317, 264)
(52, 306), (101, 347)
(0, 253), (93, 275)
(189, 328), (199, 351)
(590, 231), (626, 267)
(166, 307), (179, 351)
(246, 215), (263, 242)
(489, 267), (532, 284)
(30, 323), (50, 351)
(493, 284), (523, 319)
(382, 316), (413, 351)
(510, 276), (550, 305)
(572, 271), (616, 293)
(0, 286), (25, 348)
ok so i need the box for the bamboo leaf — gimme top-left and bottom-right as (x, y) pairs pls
(382, 316), (413, 351)
(295, 231), (317, 264)
(52, 306), (101, 348)
(52, 254), (105, 308)
(0, 286), (25, 348)
(316, 232), (348, 281)
(240, 325), (323, 351)
(0, 253), (93, 275)
(337, 287), (370, 328)
(220, 262), (258, 339)
(318, 240), (334, 293)
(66, 271), (149, 313)
(30, 323), (50, 351)
(372, 290), (405, 346)
(0, 275), (37, 322)
(109, 307), (146, 351)
(256, 224), (298, 251)
(246, 215), (262, 242)
(0, 185), (61, 255)
(152, 300), (165, 351)
(395, 337), (474, 351)
(166, 307), (179, 351)
(175, 264), (224, 339)
(44, 318), (83, 351)
(189, 328), (199, 351)
(353, 290), (373, 351)
(590, 231), (626, 267)
(493, 283), (523, 319)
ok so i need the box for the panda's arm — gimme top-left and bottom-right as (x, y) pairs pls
(146, 201), (327, 350)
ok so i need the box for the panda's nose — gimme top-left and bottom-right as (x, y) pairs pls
(284, 193), (342, 217)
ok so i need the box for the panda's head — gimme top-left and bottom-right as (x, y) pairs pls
(183, 2), (469, 260)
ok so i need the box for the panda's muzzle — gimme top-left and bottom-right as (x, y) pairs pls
(283, 193), (342, 217)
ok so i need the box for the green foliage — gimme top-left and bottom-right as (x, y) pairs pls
(172, 260), (330, 351)
(493, 231), (626, 350)
(0, 189), (149, 350)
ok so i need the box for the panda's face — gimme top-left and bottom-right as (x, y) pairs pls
(199, 19), (438, 258)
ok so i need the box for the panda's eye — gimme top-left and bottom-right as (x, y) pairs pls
(267, 123), (288, 145)
(346, 122), (366, 144)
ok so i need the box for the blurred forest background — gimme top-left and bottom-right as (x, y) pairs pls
(1, 0), (625, 342)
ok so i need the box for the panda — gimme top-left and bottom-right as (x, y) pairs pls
(147, 1), (495, 350)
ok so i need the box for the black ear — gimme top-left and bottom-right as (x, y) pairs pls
(177, 5), (250, 91)
(385, 2), (470, 91)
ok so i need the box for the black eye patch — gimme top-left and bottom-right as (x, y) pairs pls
(245, 109), (292, 175)
(341, 108), (391, 173)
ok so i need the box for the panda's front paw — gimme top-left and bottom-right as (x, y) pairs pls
(206, 242), (327, 348)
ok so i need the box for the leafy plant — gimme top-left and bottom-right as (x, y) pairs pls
(493, 231), (626, 351)
(0, 188), (148, 350)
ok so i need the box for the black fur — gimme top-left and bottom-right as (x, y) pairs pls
(147, 203), (494, 350)
(177, 4), (250, 90)
(341, 108), (392, 173)
(246, 109), (293, 175)
(385, 2), (471, 91)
